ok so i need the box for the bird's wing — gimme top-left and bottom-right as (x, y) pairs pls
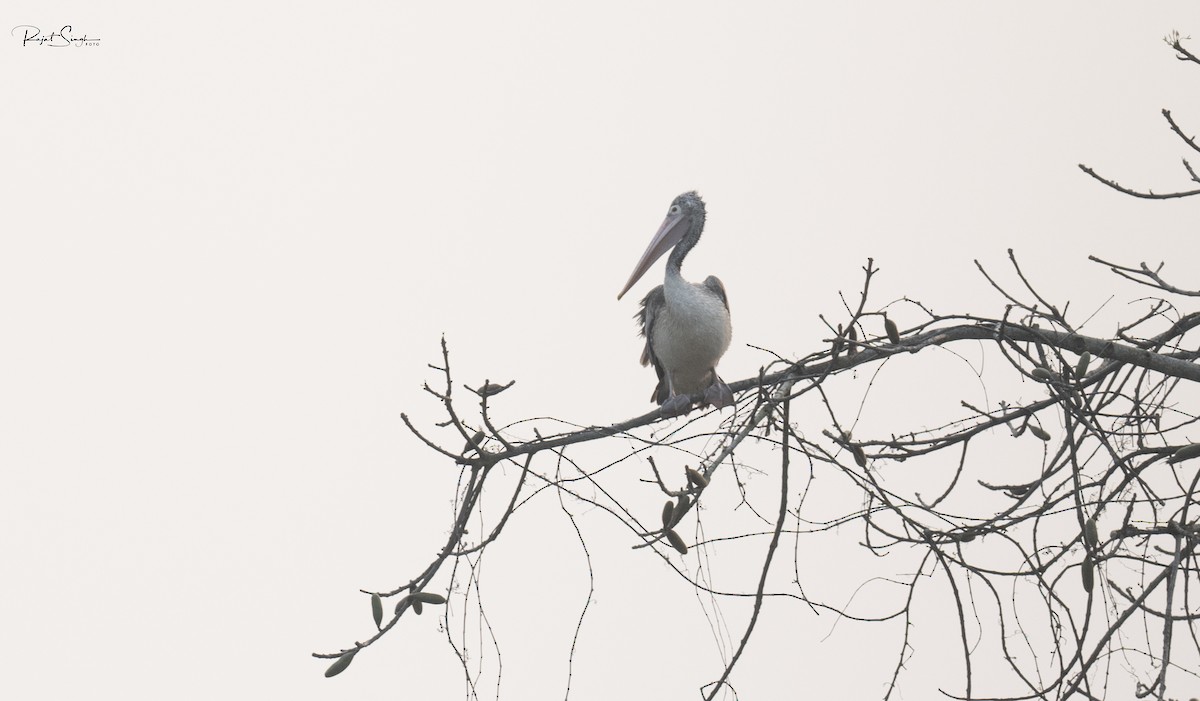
(637, 285), (670, 404)
(636, 284), (664, 367)
(702, 275), (730, 312)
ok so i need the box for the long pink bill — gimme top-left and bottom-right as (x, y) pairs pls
(616, 211), (687, 300)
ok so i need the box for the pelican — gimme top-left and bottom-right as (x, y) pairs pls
(617, 191), (734, 417)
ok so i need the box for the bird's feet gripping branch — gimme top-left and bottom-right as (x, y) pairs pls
(617, 191), (734, 418)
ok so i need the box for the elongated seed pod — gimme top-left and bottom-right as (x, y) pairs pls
(410, 591), (447, 605)
(1030, 367), (1054, 382)
(371, 593), (383, 628)
(395, 593), (423, 614)
(1081, 555), (1095, 593)
(665, 529), (688, 555)
(1028, 425), (1051, 441)
(673, 494), (691, 525)
(851, 445), (867, 468)
(463, 430), (485, 454)
(478, 382), (510, 396)
(1084, 517), (1099, 549)
(1075, 352), (1091, 379)
(686, 467), (709, 489)
(1005, 483), (1034, 498)
(661, 500), (675, 528)
(1169, 443), (1200, 464)
(884, 317), (900, 345)
(325, 650), (357, 678)
(847, 325), (858, 357)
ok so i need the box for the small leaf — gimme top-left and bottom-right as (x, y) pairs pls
(370, 593), (383, 628)
(1028, 425), (1051, 441)
(979, 479), (1035, 498)
(463, 430), (485, 454)
(685, 467), (709, 489)
(412, 599), (423, 615)
(1169, 443), (1200, 464)
(847, 325), (858, 357)
(665, 529), (688, 555)
(851, 445), (867, 468)
(324, 650), (357, 678)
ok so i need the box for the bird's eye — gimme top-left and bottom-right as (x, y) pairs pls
(670, 205), (681, 215)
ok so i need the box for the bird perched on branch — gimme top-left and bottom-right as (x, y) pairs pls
(617, 191), (733, 417)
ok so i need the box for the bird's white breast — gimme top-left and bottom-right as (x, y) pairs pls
(651, 273), (732, 395)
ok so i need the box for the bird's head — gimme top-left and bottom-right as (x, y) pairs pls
(617, 191), (707, 300)
(670, 191), (706, 221)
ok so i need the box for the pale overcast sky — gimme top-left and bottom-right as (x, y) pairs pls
(5, 2), (1200, 699)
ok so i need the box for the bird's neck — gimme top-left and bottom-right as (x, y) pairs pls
(665, 260), (686, 287)
(666, 217), (701, 274)
(663, 262), (713, 313)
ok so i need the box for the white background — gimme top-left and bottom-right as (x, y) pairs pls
(5, 2), (1200, 699)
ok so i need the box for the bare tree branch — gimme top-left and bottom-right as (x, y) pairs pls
(316, 32), (1200, 701)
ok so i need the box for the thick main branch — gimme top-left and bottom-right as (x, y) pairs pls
(471, 314), (1200, 469)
